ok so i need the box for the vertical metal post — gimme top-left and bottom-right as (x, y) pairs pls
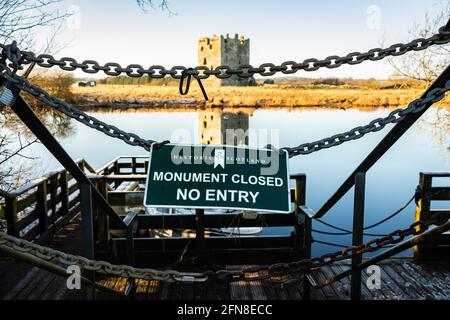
(351, 172), (366, 300)
(80, 183), (96, 300)
(126, 222), (136, 300)
(292, 173), (311, 300)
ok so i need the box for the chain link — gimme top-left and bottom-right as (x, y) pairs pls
(1, 21), (449, 156)
(282, 82), (450, 157)
(0, 63), (156, 151)
(1, 21), (449, 79)
(0, 62), (448, 157)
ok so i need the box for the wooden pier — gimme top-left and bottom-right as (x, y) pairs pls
(0, 157), (449, 300)
(0, 212), (449, 300)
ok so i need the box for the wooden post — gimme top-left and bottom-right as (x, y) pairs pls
(49, 174), (58, 222)
(351, 172), (366, 300)
(5, 196), (19, 237)
(196, 209), (205, 262)
(59, 171), (69, 216)
(94, 179), (110, 251)
(126, 221), (136, 300)
(37, 181), (49, 233)
(131, 157), (137, 174)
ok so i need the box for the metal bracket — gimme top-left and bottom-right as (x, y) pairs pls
(242, 211), (258, 220)
(0, 86), (14, 107)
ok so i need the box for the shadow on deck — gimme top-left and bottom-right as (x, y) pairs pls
(1, 213), (449, 300)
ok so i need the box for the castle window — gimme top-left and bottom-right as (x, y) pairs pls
(200, 46), (204, 51)
(203, 58), (207, 65)
(209, 44), (212, 50)
(203, 121), (207, 128)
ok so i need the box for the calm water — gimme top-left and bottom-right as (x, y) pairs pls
(22, 106), (450, 256)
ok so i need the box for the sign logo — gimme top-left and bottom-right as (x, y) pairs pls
(214, 149), (225, 169)
(144, 144), (290, 212)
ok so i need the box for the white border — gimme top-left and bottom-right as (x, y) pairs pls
(143, 143), (291, 213)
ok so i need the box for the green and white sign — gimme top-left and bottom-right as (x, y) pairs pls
(144, 144), (290, 212)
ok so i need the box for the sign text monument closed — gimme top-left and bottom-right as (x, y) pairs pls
(144, 144), (290, 212)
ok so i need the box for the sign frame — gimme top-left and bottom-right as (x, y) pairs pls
(143, 143), (291, 213)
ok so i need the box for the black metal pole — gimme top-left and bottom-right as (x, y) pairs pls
(7, 93), (124, 228)
(351, 172), (365, 300)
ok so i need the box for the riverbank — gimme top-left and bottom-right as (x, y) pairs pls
(70, 83), (450, 109)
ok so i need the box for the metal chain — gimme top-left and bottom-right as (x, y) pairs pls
(208, 210), (450, 283)
(1, 211), (448, 284)
(1, 22), (449, 79)
(282, 81), (450, 157)
(0, 63), (156, 151)
(1, 62), (449, 157)
(0, 231), (206, 282)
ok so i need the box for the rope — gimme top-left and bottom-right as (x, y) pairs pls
(314, 194), (415, 236)
(179, 68), (209, 101)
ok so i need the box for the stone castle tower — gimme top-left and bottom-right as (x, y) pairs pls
(199, 110), (249, 145)
(198, 34), (255, 86)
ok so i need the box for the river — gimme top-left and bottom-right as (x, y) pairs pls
(17, 105), (450, 256)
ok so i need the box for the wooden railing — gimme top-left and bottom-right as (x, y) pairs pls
(414, 172), (450, 260)
(0, 159), (96, 243)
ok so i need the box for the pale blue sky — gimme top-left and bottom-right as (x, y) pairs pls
(37, 0), (448, 79)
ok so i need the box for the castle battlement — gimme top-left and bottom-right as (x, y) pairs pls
(198, 34), (254, 86)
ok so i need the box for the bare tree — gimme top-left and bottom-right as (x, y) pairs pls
(136, 0), (176, 15)
(0, 0), (70, 48)
(387, 2), (450, 84)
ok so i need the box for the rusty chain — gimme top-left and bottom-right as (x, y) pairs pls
(0, 211), (448, 285)
(1, 22), (449, 79)
(208, 210), (450, 283)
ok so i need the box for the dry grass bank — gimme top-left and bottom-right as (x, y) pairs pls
(71, 83), (450, 108)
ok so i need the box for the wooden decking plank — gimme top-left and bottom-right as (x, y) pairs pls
(135, 279), (150, 300)
(194, 280), (209, 300)
(325, 265), (349, 300)
(158, 280), (172, 300)
(246, 272), (267, 300)
(273, 282), (289, 300)
(261, 280), (278, 300)
(396, 262), (440, 299)
(360, 265), (387, 300)
(376, 263), (407, 300)
(402, 262), (447, 299)
(411, 262), (450, 297)
(27, 272), (61, 300)
(311, 267), (340, 300)
(332, 263), (374, 300)
(181, 282), (195, 300)
(40, 276), (67, 300)
(0, 260), (31, 298)
(230, 280), (250, 300)
(147, 280), (160, 300)
(283, 281), (302, 300)
(383, 264), (423, 299)
(3, 267), (42, 300)
(16, 269), (53, 300)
